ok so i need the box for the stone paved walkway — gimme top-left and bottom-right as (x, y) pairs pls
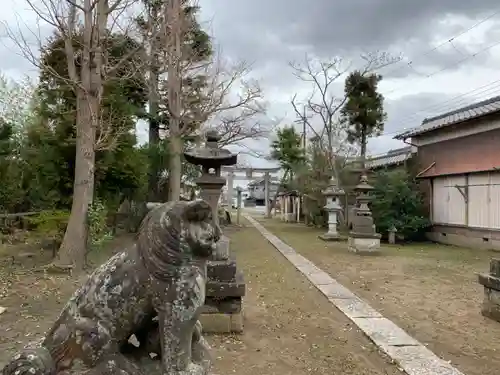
(244, 214), (465, 375)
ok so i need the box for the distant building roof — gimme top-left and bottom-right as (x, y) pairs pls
(248, 178), (279, 186)
(366, 147), (415, 169)
(394, 95), (500, 139)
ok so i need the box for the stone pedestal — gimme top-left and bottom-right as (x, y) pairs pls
(202, 238), (245, 333)
(478, 258), (500, 322)
(213, 235), (230, 260)
(348, 233), (381, 253)
(319, 232), (342, 241)
(349, 215), (381, 254)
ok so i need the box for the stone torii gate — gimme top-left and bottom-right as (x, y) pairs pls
(222, 166), (280, 218)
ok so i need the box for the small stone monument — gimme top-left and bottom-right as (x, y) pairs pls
(319, 177), (345, 241)
(184, 130), (246, 333)
(388, 225), (397, 244)
(348, 174), (381, 254)
(478, 258), (500, 322)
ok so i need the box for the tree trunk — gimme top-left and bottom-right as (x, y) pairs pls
(168, 135), (182, 201)
(166, 0), (182, 201)
(360, 127), (367, 170)
(148, 17), (160, 201)
(55, 89), (96, 271)
(148, 86), (160, 201)
(54, 0), (102, 272)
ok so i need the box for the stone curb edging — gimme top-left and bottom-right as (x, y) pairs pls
(244, 214), (465, 375)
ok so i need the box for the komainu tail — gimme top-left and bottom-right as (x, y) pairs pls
(2, 347), (55, 375)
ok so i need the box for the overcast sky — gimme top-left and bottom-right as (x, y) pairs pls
(198, 0), (500, 167)
(2, 0), (500, 171)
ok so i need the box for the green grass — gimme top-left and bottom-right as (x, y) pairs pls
(258, 217), (493, 265)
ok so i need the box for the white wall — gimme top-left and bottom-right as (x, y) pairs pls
(432, 171), (500, 229)
(468, 172), (500, 229)
(432, 175), (466, 225)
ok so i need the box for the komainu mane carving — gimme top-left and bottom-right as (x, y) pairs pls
(2, 199), (220, 375)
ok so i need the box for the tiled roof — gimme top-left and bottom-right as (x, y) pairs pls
(394, 95), (500, 139)
(366, 147), (415, 169)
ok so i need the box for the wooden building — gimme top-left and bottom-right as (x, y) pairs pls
(395, 95), (500, 249)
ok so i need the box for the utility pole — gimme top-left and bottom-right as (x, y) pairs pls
(302, 106), (306, 151)
(293, 106), (307, 152)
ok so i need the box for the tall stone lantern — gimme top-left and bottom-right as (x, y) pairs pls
(184, 130), (237, 230)
(348, 174), (381, 254)
(184, 130), (245, 333)
(319, 177), (345, 241)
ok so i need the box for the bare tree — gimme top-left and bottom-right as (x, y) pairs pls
(290, 52), (398, 180)
(133, 0), (270, 200)
(7, 0), (147, 271)
(162, 0), (182, 200)
(136, 0), (214, 200)
(160, 21), (269, 199)
(199, 59), (271, 148)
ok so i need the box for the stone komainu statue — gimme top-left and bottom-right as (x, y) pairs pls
(2, 199), (220, 375)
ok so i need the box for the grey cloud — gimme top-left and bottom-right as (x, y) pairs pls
(380, 37), (500, 80)
(281, 1), (499, 57)
(201, 0), (500, 83)
(1, 0), (497, 167)
(212, 0), (497, 53)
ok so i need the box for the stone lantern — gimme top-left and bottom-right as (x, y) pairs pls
(184, 130), (237, 229)
(348, 174), (381, 254)
(319, 177), (345, 241)
(184, 130), (245, 333)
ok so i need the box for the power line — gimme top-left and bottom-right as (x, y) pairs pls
(338, 82), (500, 156)
(371, 78), (500, 139)
(383, 39), (500, 96)
(292, 11), (500, 147)
(351, 12), (500, 139)
(390, 79), (500, 128)
(319, 78), (500, 148)
(312, 81), (500, 146)
(380, 9), (500, 78)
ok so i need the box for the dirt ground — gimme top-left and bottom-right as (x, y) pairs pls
(0, 235), (134, 366)
(209, 223), (400, 375)
(0, 225), (402, 375)
(257, 218), (500, 375)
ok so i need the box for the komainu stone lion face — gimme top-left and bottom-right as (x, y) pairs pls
(181, 199), (221, 258)
(137, 199), (221, 280)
